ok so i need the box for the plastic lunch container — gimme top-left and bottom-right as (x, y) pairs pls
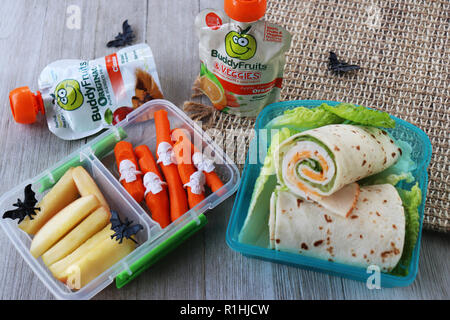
(0, 99), (240, 300)
(226, 100), (432, 287)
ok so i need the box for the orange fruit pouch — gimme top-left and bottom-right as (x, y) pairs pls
(195, 1), (292, 117)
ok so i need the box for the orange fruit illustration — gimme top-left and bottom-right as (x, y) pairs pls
(199, 76), (227, 110)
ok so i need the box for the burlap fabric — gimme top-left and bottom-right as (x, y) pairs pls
(184, 0), (449, 232)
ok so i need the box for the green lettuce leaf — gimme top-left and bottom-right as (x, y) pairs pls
(322, 103), (396, 128)
(260, 127), (297, 176)
(266, 102), (396, 130)
(249, 127), (297, 213)
(265, 104), (344, 130)
(239, 128), (297, 245)
(390, 183), (422, 276)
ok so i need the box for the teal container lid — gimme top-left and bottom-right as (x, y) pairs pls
(226, 100), (432, 287)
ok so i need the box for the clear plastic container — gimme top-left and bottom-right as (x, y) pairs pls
(0, 99), (240, 300)
(226, 100), (432, 287)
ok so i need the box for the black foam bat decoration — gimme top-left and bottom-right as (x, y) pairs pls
(328, 51), (361, 73)
(237, 25), (252, 35)
(3, 184), (40, 223)
(107, 20), (136, 48)
(110, 210), (143, 244)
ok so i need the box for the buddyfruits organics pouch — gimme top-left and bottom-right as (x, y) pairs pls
(195, 1), (292, 117)
(9, 43), (163, 140)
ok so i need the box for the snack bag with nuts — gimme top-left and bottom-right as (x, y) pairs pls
(9, 43), (163, 140)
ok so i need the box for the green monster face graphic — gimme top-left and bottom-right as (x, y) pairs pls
(225, 27), (257, 60)
(54, 79), (84, 111)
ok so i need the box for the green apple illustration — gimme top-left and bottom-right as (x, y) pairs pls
(225, 26), (257, 60)
(54, 79), (84, 111)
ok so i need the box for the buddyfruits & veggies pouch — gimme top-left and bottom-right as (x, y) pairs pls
(195, 0), (292, 116)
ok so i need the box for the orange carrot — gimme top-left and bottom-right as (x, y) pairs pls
(135, 145), (171, 228)
(203, 172), (224, 193)
(114, 141), (145, 203)
(154, 110), (188, 221)
(173, 139), (205, 209)
(171, 128), (225, 193)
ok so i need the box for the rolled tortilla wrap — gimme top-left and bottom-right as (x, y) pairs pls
(274, 124), (401, 216)
(269, 191), (277, 250)
(270, 184), (405, 272)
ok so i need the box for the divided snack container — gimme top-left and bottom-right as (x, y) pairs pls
(226, 100), (432, 287)
(0, 99), (239, 300)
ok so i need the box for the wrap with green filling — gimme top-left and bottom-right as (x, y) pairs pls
(274, 124), (401, 217)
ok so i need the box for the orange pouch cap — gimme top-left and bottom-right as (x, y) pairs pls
(9, 87), (45, 124)
(224, 0), (267, 22)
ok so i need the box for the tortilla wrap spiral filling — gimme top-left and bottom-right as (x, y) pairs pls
(282, 141), (336, 199)
(275, 125), (401, 199)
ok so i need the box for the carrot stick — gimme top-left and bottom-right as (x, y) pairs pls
(173, 139), (205, 209)
(154, 110), (188, 221)
(135, 145), (164, 180)
(135, 145), (170, 228)
(171, 128), (225, 193)
(171, 128), (199, 154)
(203, 172), (224, 193)
(114, 141), (145, 203)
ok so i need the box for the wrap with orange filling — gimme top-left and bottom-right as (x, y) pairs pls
(274, 125), (401, 217)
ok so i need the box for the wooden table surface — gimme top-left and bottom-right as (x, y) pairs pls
(0, 0), (448, 300)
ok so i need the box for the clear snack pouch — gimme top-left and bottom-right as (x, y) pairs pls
(9, 43), (163, 140)
(195, 0), (292, 117)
